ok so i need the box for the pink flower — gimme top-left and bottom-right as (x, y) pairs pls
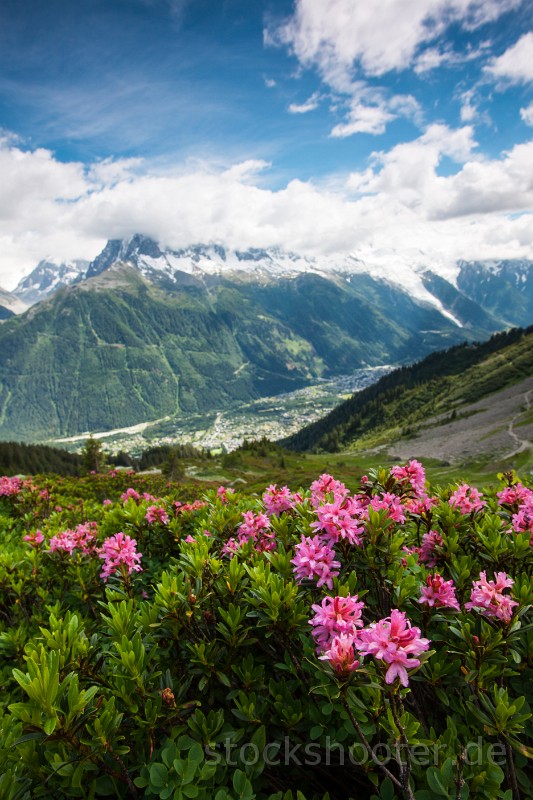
(449, 484), (486, 514)
(404, 495), (438, 515)
(121, 488), (141, 503)
(49, 522), (97, 556)
(184, 534), (196, 543)
(390, 460), (427, 497)
(49, 530), (78, 555)
(309, 594), (365, 650)
(465, 571), (518, 624)
(311, 495), (365, 546)
(263, 484), (302, 516)
(217, 485), (234, 503)
(309, 474), (348, 508)
(221, 537), (240, 557)
(238, 511), (271, 540)
(0, 476), (22, 497)
(418, 530), (444, 567)
(145, 505), (170, 525)
(419, 574), (460, 611)
(355, 609), (430, 687)
(509, 493), (533, 535)
(103, 498), (112, 507)
(497, 483), (533, 508)
(222, 511), (277, 556)
(24, 529), (44, 548)
(174, 500), (207, 513)
(319, 634), (360, 676)
(98, 533), (142, 582)
(291, 535), (341, 589)
(367, 492), (406, 524)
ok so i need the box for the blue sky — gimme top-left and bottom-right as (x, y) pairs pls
(0, 0), (532, 288)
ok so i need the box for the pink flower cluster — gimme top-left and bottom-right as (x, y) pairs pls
(355, 609), (430, 687)
(217, 485), (235, 504)
(419, 530), (444, 567)
(98, 532), (142, 582)
(465, 571), (518, 624)
(0, 475), (22, 497)
(367, 492), (406, 524)
(291, 535), (341, 589)
(174, 500), (207, 514)
(498, 482), (532, 507)
(311, 495), (365, 546)
(390, 459), (427, 497)
(449, 484), (486, 514)
(121, 488), (141, 503)
(222, 511), (276, 556)
(23, 529), (45, 548)
(404, 495), (438, 516)
(263, 484), (302, 516)
(404, 530), (444, 567)
(499, 483), (533, 537)
(319, 634), (360, 676)
(309, 594), (365, 650)
(309, 474), (348, 508)
(145, 505), (170, 525)
(49, 522), (98, 555)
(419, 573), (460, 611)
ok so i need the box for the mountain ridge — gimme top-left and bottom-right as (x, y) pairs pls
(0, 235), (530, 444)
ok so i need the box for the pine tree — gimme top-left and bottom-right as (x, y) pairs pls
(82, 435), (106, 474)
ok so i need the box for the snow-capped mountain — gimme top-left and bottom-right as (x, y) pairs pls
(0, 233), (531, 442)
(78, 235), (469, 325)
(9, 235), (533, 330)
(13, 258), (89, 306)
(456, 259), (533, 328)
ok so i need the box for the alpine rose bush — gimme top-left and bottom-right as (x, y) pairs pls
(0, 461), (531, 800)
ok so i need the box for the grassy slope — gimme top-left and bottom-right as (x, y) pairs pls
(281, 326), (533, 457)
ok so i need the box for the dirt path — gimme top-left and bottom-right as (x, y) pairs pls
(503, 389), (533, 458)
(384, 376), (533, 466)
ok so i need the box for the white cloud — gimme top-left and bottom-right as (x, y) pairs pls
(347, 125), (533, 222)
(485, 32), (533, 84)
(460, 90), (477, 122)
(288, 91), (321, 113)
(330, 103), (395, 137)
(0, 131), (533, 291)
(222, 159), (272, 182)
(521, 102), (533, 126)
(414, 47), (452, 74)
(264, 77), (277, 88)
(269, 0), (522, 83)
(267, 0), (520, 139)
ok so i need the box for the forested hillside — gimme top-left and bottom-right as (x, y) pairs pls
(282, 326), (533, 452)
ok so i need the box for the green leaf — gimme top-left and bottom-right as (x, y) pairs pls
(426, 767), (449, 797)
(150, 762), (169, 789)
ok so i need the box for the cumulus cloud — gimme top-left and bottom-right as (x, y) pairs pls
(348, 125), (533, 221)
(485, 32), (533, 84)
(268, 0), (522, 83)
(266, 0), (524, 138)
(0, 130), (532, 291)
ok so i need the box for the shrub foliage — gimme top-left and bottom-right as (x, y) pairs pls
(0, 463), (532, 799)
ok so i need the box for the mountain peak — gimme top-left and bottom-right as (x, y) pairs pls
(14, 258), (88, 306)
